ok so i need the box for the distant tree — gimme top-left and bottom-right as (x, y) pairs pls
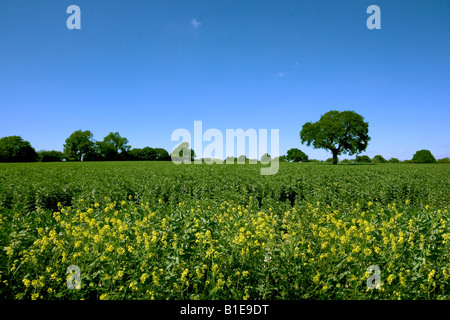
(300, 110), (370, 165)
(140, 147), (157, 161)
(437, 157), (450, 164)
(261, 153), (271, 164)
(171, 142), (195, 163)
(225, 156), (235, 164)
(38, 150), (64, 162)
(97, 132), (130, 161)
(127, 148), (143, 161)
(388, 158), (400, 163)
(286, 148), (308, 162)
(372, 155), (387, 163)
(355, 155), (372, 163)
(0, 136), (38, 162)
(278, 155), (288, 162)
(325, 158), (335, 163)
(237, 155), (248, 164)
(340, 159), (353, 164)
(154, 148), (170, 161)
(63, 130), (96, 161)
(412, 149), (436, 163)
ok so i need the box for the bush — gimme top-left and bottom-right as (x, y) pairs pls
(437, 157), (450, 164)
(372, 155), (387, 163)
(38, 150), (64, 162)
(412, 149), (436, 164)
(389, 158), (400, 163)
(0, 136), (38, 162)
(340, 159), (353, 164)
(355, 155), (371, 163)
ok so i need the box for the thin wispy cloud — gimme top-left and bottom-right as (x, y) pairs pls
(276, 72), (287, 78)
(191, 18), (202, 29)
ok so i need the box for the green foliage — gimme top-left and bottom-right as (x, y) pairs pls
(0, 162), (448, 300)
(389, 158), (400, 163)
(412, 150), (436, 164)
(154, 148), (171, 161)
(286, 148), (308, 162)
(127, 147), (170, 161)
(63, 130), (96, 161)
(260, 153), (271, 164)
(37, 150), (64, 162)
(300, 110), (370, 165)
(355, 155), (372, 163)
(171, 142), (195, 162)
(340, 159), (353, 164)
(372, 155), (387, 163)
(437, 157), (450, 164)
(97, 132), (131, 161)
(0, 136), (38, 162)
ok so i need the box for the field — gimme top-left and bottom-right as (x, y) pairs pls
(0, 161), (449, 300)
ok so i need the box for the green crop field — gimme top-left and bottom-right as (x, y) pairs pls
(0, 161), (449, 300)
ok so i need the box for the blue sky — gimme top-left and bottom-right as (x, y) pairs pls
(0, 0), (449, 160)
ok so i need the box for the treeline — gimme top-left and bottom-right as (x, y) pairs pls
(0, 130), (170, 162)
(283, 148), (448, 164)
(0, 132), (448, 164)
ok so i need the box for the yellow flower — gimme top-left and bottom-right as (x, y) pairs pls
(211, 264), (219, 274)
(99, 294), (109, 300)
(428, 270), (436, 282)
(313, 272), (320, 283)
(387, 274), (395, 285)
(140, 273), (149, 284)
(181, 268), (189, 282)
(22, 279), (31, 287)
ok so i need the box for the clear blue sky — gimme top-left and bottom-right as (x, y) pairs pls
(1, 0), (449, 160)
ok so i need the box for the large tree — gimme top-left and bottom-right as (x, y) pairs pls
(300, 110), (370, 165)
(0, 136), (38, 162)
(63, 130), (96, 161)
(97, 132), (130, 161)
(286, 148), (308, 162)
(412, 149), (436, 163)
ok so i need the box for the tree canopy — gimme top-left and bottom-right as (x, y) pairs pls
(355, 155), (372, 163)
(300, 110), (370, 165)
(97, 132), (131, 161)
(63, 130), (96, 161)
(171, 142), (195, 163)
(0, 136), (38, 162)
(412, 149), (436, 163)
(37, 150), (64, 162)
(286, 148), (308, 162)
(372, 155), (387, 163)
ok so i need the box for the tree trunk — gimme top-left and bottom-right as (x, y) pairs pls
(332, 150), (338, 165)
